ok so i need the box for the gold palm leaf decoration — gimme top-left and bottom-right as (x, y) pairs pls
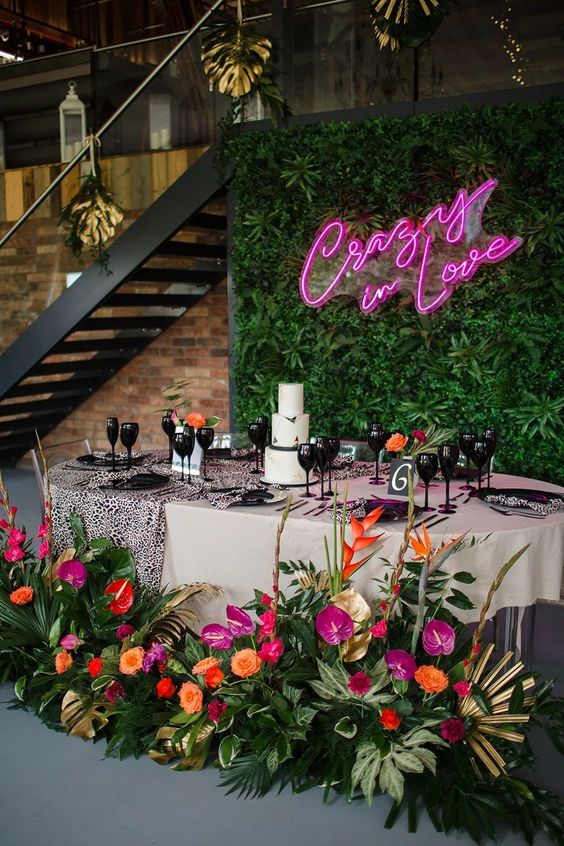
(201, 0), (271, 98)
(369, 0), (444, 52)
(149, 722), (214, 769)
(457, 643), (535, 777)
(297, 568), (330, 593)
(147, 582), (222, 649)
(61, 690), (109, 740)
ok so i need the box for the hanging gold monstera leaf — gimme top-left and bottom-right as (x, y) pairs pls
(149, 723), (214, 770)
(368, 0), (448, 51)
(147, 582), (222, 650)
(61, 690), (109, 740)
(331, 588), (372, 662)
(201, 18), (271, 97)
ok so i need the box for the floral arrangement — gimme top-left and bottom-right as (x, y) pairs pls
(1, 470), (563, 844)
(385, 424), (455, 457)
(155, 379), (220, 428)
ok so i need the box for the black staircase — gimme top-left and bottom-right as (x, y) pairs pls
(0, 146), (227, 464)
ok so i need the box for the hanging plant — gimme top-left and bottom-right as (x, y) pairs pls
(60, 135), (124, 268)
(202, 1), (289, 126)
(368, 0), (449, 51)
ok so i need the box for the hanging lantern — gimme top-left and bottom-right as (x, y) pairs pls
(59, 80), (86, 163)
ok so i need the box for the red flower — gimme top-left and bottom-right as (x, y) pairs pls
(257, 609), (276, 642)
(104, 579), (134, 615)
(379, 709), (401, 730)
(205, 666), (225, 689)
(105, 681), (126, 703)
(411, 429), (427, 443)
(156, 677), (176, 699)
(257, 638), (284, 663)
(260, 593), (272, 606)
(347, 672), (371, 695)
(440, 718), (465, 743)
(473, 643), (481, 655)
(379, 601), (387, 612)
(88, 657), (103, 678)
(207, 700), (228, 723)
(393, 584), (401, 596)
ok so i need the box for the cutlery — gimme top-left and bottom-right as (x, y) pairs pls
(487, 505), (545, 520)
(424, 515), (449, 530)
(275, 500), (307, 513)
(304, 500), (331, 516)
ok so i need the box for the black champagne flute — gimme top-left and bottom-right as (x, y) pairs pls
(415, 452), (439, 512)
(248, 422), (262, 475)
(470, 439), (489, 494)
(483, 428), (497, 489)
(458, 432), (477, 491)
(315, 437), (330, 501)
(325, 437), (341, 496)
(256, 415), (270, 467)
(438, 444), (460, 514)
(298, 443), (317, 498)
(106, 417), (119, 471)
(196, 426), (215, 481)
(367, 426), (388, 486)
(184, 425), (196, 484)
(161, 410), (175, 464)
(120, 422), (139, 471)
(173, 430), (188, 482)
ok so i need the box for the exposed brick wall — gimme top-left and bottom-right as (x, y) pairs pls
(40, 278), (230, 453)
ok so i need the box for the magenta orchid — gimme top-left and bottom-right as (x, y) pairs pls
(315, 606), (354, 646)
(226, 604), (254, 637)
(385, 649), (417, 680)
(200, 623), (234, 650)
(422, 620), (456, 656)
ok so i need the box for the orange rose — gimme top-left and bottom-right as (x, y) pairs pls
(9, 586), (34, 606)
(414, 665), (449, 694)
(205, 666), (225, 689)
(119, 646), (145, 675)
(385, 432), (409, 453)
(186, 412), (207, 429)
(231, 648), (262, 678)
(192, 656), (221, 675)
(379, 708), (401, 730)
(55, 650), (73, 674)
(178, 681), (204, 714)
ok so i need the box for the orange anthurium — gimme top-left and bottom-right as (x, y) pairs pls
(409, 524), (433, 559)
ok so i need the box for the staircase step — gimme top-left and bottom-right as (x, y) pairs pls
(0, 397), (81, 417)
(188, 212), (227, 231)
(51, 338), (151, 354)
(3, 377), (95, 399)
(30, 357), (128, 376)
(79, 316), (176, 331)
(158, 240), (226, 259)
(107, 293), (202, 308)
(133, 268), (223, 284)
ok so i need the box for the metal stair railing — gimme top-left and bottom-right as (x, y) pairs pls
(0, 0), (227, 251)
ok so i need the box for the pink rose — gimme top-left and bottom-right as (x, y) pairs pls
(371, 619), (387, 638)
(453, 680), (472, 698)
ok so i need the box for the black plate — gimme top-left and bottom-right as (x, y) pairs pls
(364, 498), (424, 522)
(477, 487), (564, 509)
(76, 453), (143, 470)
(100, 472), (169, 492)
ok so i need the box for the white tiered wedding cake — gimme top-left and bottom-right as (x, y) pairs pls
(263, 383), (309, 485)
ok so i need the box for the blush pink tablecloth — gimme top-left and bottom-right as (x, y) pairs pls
(162, 472), (564, 629)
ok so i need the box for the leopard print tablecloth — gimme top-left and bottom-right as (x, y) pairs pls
(50, 450), (378, 590)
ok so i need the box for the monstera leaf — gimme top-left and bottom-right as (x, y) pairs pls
(61, 690), (109, 739)
(201, 17), (271, 97)
(368, 0), (448, 51)
(147, 583), (222, 649)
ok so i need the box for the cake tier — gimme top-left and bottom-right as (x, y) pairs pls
(264, 446), (306, 485)
(271, 412), (309, 448)
(278, 383), (304, 418)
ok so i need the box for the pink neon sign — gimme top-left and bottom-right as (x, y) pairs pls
(299, 179), (522, 315)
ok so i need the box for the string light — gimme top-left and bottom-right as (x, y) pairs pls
(491, 2), (528, 86)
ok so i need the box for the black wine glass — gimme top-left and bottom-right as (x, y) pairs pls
(256, 415), (269, 467)
(184, 425), (196, 484)
(483, 428), (497, 489)
(255, 421), (269, 470)
(367, 426), (388, 485)
(120, 422), (139, 470)
(458, 432), (477, 490)
(470, 439), (489, 493)
(326, 438), (341, 496)
(415, 452), (439, 512)
(106, 417), (119, 471)
(315, 437), (330, 501)
(298, 443), (317, 498)
(196, 426), (215, 481)
(248, 422), (262, 475)
(438, 444), (460, 514)
(161, 410), (175, 464)
(173, 429), (188, 482)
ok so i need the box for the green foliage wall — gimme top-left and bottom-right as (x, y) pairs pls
(227, 101), (564, 483)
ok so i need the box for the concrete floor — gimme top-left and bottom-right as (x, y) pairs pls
(0, 467), (562, 846)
